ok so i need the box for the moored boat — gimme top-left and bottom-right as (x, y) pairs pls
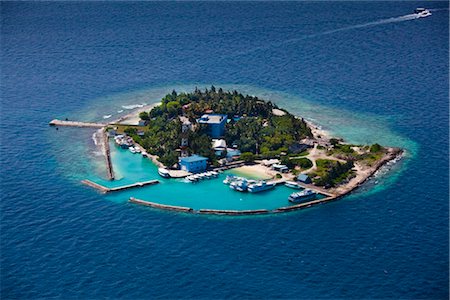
(230, 179), (249, 192)
(288, 189), (317, 203)
(223, 175), (237, 185)
(158, 167), (171, 178)
(285, 181), (303, 189)
(248, 181), (275, 193)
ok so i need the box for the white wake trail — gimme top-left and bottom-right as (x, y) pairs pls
(229, 13), (425, 58)
(288, 13), (421, 42)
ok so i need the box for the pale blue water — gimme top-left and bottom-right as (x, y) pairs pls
(1, 2), (448, 299)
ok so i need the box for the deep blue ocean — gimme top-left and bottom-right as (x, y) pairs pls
(1, 1), (448, 299)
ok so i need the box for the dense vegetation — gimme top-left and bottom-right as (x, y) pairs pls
(128, 87), (312, 167)
(310, 159), (355, 187)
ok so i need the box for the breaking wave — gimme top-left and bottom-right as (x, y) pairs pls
(121, 103), (147, 110)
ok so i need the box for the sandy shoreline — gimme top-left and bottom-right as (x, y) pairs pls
(102, 97), (403, 202)
(109, 102), (160, 125)
(231, 165), (274, 180)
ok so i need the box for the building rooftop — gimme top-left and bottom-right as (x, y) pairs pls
(179, 154), (208, 163)
(297, 174), (310, 181)
(198, 114), (227, 124)
(212, 139), (227, 149)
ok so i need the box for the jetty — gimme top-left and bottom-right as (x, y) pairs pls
(101, 129), (115, 180)
(82, 179), (159, 193)
(49, 119), (106, 128)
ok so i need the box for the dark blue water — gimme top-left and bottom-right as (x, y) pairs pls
(1, 2), (448, 299)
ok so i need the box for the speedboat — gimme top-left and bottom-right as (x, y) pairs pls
(285, 181), (303, 189)
(288, 189), (317, 203)
(129, 147), (137, 154)
(230, 179), (249, 192)
(248, 181), (275, 193)
(158, 168), (171, 178)
(414, 8), (432, 18)
(134, 147), (141, 153)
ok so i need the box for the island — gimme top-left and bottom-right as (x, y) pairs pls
(49, 86), (403, 215)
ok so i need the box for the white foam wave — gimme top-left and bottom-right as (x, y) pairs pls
(103, 115), (112, 119)
(121, 103), (147, 110)
(117, 110), (124, 113)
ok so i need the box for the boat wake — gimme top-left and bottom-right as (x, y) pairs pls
(229, 12), (429, 58)
(312, 13), (421, 37)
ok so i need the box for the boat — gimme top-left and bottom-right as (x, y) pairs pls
(414, 8), (432, 18)
(288, 189), (317, 203)
(186, 175), (197, 182)
(285, 181), (303, 189)
(210, 171), (219, 177)
(230, 179), (249, 192)
(223, 175), (237, 185)
(134, 147), (141, 153)
(248, 181), (275, 193)
(158, 168), (171, 178)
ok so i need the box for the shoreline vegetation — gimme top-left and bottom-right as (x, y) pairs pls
(50, 86), (404, 215)
(108, 87), (403, 188)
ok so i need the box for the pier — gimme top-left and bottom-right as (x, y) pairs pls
(101, 129), (115, 180)
(82, 179), (159, 193)
(49, 119), (107, 128)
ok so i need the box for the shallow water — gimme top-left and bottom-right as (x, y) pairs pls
(1, 1), (448, 299)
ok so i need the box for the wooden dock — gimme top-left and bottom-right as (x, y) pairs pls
(81, 179), (159, 193)
(49, 119), (106, 128)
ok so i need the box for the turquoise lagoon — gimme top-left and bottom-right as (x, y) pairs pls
(56, 85), (414, 212)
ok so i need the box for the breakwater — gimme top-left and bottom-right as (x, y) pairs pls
(127, 149), (404, 216)
(82, 179), (159, 193)
(127, 196), (336, 215)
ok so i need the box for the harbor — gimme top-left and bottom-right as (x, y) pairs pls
(49, 96), (403, 215)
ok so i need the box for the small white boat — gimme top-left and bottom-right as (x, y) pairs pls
(288, 189), (317, 203)
(285, 181), (303, 189)
(223, 175), (237, 185)
(414, 8), (432, 18)
(158, 168), (171, 178)
(210, 171), (219, 177)
(248, 181), (276, 193)
(230, 179), (249, 192)
(186, 175), (197, 182)
(134, 147), (141, 153)
(129, 147), (136, 154)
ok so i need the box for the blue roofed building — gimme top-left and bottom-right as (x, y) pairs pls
(297, 174), (312, 184)
(179, 154), (208, 173)
(198, 114), (227, 138)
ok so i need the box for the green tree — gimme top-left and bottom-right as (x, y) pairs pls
(139, 111), (150, 121)
(240, 152), (255, 162)
(370, 143), (382, 152)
